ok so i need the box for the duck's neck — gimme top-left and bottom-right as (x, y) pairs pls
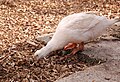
(45, 39), (68, 53)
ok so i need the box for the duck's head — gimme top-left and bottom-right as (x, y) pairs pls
(34, 46), (52, 59)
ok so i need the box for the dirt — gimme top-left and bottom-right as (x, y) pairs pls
(0, 0), (120, 82)
(56, 40), (120, 82)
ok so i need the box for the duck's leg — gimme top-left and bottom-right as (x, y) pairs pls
(71, 42), (84, 54)
(62, 42), (84, 60)
(64, 43), (77, 50)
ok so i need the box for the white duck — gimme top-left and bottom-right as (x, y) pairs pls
(34, 12), (120, 59)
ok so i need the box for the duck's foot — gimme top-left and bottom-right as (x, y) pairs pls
(64, 43), (77, 50)
(61, 42), (84, 60)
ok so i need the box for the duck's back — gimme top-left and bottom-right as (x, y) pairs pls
(54, 12), (117, 42)
(56, 12), (109, 31)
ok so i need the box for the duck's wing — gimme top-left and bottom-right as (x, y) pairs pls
(57, 13), (105, 32)
(83, 16), (100, 32)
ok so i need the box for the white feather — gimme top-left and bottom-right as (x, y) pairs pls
(34, 12), (119, 59)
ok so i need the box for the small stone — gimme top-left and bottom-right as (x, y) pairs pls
(104, 77), (111, 80)
(22, 78), (29, 82)
(100, 36), (119, 41)
(35, 33), (54, 43)
(27, 41), (38, 46)
(115, 22), (120, 27)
